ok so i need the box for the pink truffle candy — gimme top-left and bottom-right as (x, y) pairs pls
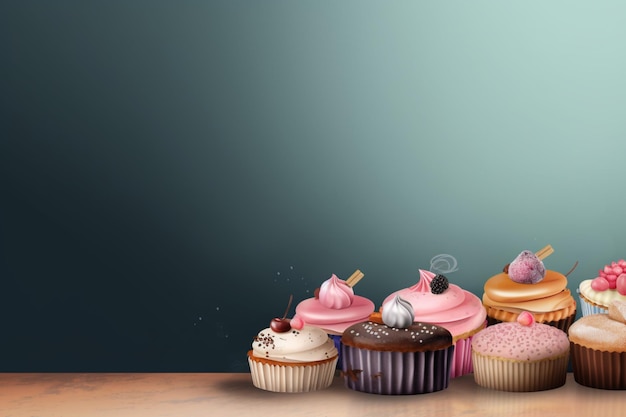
(508, 250), (546, 284)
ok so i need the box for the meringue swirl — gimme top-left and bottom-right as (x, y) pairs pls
(382, 295), (414, 329)
(318, 274), (354, 309)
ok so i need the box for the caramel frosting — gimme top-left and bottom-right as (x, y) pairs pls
(483, 270), (574, 313)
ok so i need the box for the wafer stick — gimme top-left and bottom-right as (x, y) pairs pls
(346, 269), (364, 287)
(535, 245), (554, 260)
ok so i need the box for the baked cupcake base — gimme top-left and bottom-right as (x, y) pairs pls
(341, 345), (454, 395)
(570, 343), (626, 389)
(247, 351), (338, 393)
(472, 351), (569, 392)
(485, 306), (576, 333)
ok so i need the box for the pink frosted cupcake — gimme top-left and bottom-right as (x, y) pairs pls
(295, 270), (375, 368)
(472, 311), (570, 392)
(379, 269), (486, 378)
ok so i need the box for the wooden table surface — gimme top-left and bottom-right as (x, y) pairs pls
(1, 372), (624, 417)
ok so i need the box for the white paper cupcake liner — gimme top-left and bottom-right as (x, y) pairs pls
(472, 351), (569, 392)
(248, 354), (338, 393)
(341, 345), (454, 395)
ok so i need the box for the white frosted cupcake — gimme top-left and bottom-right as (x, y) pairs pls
(247, 306), (338, 392)
(578, 259), (626, 316)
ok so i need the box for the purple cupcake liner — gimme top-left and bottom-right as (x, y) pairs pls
(329, 334), (343, 369)
(341, 344), (454, 395)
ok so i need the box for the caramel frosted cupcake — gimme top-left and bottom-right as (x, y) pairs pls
(341, 295), (454, 395)
(472, 311), (570, 392)
(568, 300), (626, 389)
(247, 299), (338, 392)
(482, 245), (576, 332)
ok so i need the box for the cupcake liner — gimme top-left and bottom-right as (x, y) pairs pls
(472, 351), (569, 392)
(247, 351), (338, 393)
(450, 335), (474, 378)
(577, 290), (608, 316)
(570, 342), (626, 389)
(341, 345), (454, 395)
(328, 334), (343, 369)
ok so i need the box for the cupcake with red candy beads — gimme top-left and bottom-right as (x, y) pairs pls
(578, 259), (626, 316)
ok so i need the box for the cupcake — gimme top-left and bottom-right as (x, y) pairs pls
(482, 245), (577, 332)
(377, 269), (486, 378)
(568, 300), (626, 389)
(577, 259), (626, 316)
(472, 311), (570, 392)
(247, 297), (338, 392)
(295, 270), (375, 368)
(341, 295), (454, 395)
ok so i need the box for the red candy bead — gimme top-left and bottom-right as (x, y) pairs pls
(617, 274), (626, 296)
(591, 277), (610, 291)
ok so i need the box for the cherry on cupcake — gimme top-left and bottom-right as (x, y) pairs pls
(270, 295), (294, 333)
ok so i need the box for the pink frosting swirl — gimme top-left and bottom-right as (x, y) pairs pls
(382, 269), (486, 337)
(318, 274), (354, 309)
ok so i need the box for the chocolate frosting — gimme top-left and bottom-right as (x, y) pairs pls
(341, 321), (452, 353)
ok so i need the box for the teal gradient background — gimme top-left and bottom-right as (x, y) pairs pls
(2, 1), (626, 371)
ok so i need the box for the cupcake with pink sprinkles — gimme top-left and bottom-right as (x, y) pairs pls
(578, 259), (626, 316)
(471, 311), (570, 392)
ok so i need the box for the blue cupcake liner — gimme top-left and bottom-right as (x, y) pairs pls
(577, 289), (608, 316)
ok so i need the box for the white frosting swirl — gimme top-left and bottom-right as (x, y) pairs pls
(381, 295), (414, 329)
(252, 324), (338, 363)
(318, 274), (354, 309)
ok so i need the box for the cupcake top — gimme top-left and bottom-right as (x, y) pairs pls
(483, 248), (574, 314)
(578, 259), (626, 308)
(251, 323), (338, 363)
(568, 300), (626, 352)
(472, 312), (569, 361)
(295, 271), (375, 335)
(381, 269), (486, 337)
(341, 296), (453, 353)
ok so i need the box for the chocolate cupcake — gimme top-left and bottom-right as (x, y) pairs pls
(341, 295), (454, 395)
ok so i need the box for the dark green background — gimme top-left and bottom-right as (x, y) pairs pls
(2, 1), (626, 372)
